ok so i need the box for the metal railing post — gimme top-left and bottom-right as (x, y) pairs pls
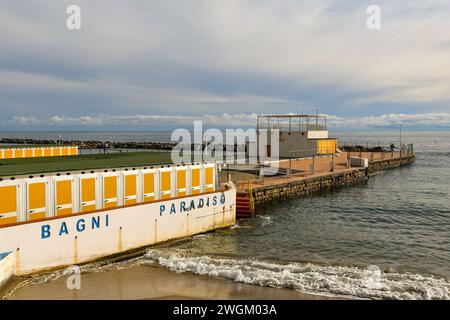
(331, 153), (334, 172)
(289, 153), (292, 179)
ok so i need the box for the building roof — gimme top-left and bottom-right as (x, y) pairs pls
(257, 114), (327, 131)
(257, 114), (326, 118)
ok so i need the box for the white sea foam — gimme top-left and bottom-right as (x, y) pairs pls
(259, 215), (273, 226)
(230, 222), (252, 229)
(144, 249), (450, 300)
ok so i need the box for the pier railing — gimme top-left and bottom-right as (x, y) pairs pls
(220, 143), (415, 189)
(340, 143), (414, 161)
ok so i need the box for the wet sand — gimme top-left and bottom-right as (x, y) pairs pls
(2, 265), (341, 300)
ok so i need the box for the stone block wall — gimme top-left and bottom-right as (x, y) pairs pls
(252, 155), (415, 208)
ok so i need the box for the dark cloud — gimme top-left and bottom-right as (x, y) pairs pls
(0, 0), (449, 130)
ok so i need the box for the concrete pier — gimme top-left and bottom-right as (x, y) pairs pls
(236, 151), (416, 210)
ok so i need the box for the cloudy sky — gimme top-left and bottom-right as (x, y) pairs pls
(0, 0), (449, 130)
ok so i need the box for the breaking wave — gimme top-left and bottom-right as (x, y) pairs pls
(144, 249), (450, 300)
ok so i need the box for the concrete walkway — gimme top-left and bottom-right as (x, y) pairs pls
(236, 151), (403, 191)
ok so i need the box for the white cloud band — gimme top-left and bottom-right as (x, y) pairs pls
(9, 112), (450, 129)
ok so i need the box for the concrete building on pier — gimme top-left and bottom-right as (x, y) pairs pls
(257, 114), (338, 159)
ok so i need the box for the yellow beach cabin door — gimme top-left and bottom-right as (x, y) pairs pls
(191, 167), (201, 195)
(55, 179), (73, 216)
(160, 169), (172, 200)
(143, 170), (155, 202)
(80, 176), (97, 212)
(27, 179), (47, 221)
(0, 182), (18, 225)
(124, 173), (138, 206)
(176, 168), (187, 197)
(103, 174), (118, 209)
(205, 166), (215, 192)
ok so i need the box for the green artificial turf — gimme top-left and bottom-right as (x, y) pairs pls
(0, 151), (175, 176)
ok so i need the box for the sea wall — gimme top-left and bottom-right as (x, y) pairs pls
(252, 155), (416, 208)
(367, 155), (416, 175)
(0, 189), (236, 276)
(252, 170), (368, 207)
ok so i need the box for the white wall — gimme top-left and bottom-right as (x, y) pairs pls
(307, 131), (329, 139)
(0, 252), (14, 288)
(0, 188), (236, 275)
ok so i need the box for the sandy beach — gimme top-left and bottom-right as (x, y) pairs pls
(2, 265), (340, 300)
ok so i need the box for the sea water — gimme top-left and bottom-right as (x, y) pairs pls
(2, 131), (449, 299)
